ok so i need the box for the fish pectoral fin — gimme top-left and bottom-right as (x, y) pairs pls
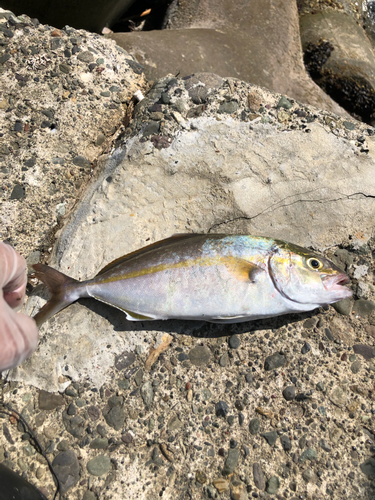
(221, 257), (264, 282)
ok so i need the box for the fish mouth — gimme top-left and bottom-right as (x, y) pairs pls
(322, 273), (352, 295)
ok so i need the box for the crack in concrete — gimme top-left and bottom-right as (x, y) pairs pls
(209, 189), (375, 232)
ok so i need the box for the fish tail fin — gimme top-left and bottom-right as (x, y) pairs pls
(32, 264), (80, 327)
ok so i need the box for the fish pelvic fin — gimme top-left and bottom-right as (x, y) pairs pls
(32, 264), (80, 327)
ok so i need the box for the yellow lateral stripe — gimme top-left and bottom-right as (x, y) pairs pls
(97, 255), (260, 284)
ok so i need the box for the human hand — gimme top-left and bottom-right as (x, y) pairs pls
(0, 242), (38, 371)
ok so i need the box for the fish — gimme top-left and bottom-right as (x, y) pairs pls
(31, 234), (352, 327)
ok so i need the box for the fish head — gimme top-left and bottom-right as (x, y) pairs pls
(269, 241), (352, 306)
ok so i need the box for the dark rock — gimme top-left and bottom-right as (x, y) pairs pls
(104, 407), (125, 431)
(360, 457), (375, 477)
(277, 96), (293, 109)
(23, 158), (36, 168)
(107, 395), (123, 408)
(353, 299), (375, 317)
(143, 121), (160, 137)
(86, 455), (111, 476)
(319, 439), (331, 452)
(282, 386), (296, 401)
(351, 360), (361, 374)
(222, 448), (239, 475)
(261, 430), (278, 446)
(266, 476), (280, 494)
(218, 101), (239, 114)
(324, 328), (334, 341)
(89, 438), (108, 449)
(228, 335), (240, 349)
(332, 298), (352, 315)
(219, 353), (229, 367)
(303, 318), (316, 329)
(73, 155), (91, 168)
(264, 352), (285, 371)
(115, 351), (136, 371)
(140, 381), (153, 406)
(59, 63), (70, 74)
(253, 462), (265, 490)
(10, 184), (26, 200)
(67, 403), (76, 416)
(215, 401), (229, 418)
(77, 51), (95, 63)
(178, 352), (189, 362)
(299, 447), (317, 463)
(189, 345), (212, 366)
(249, 418), (260, 435)
(38, 390), (64, 410)
(280, 434), (292, 452)
(353, 344), (375, 360)
(87, 405), (100, 421)
(62, 412), (85, 439)
(52, 450), (79, 494)
(245, 373), (253, 383)
(121, 432), (133, 444)
(301, 342), (311, 354)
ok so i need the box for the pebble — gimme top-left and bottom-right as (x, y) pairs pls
(82, 492), (97, 500)
(316, 381), (325, 391)
(230, 479), (246, 500)
(319, 439), (331, 452)
(277, 96), (293, 109)
(329, 386), (347, 407)
(67, 403), (77, 416)
(73, 155), (91, 168)
(264, 352), (285, 371)
(115, 351), (135, 370)
(218, 101), (239, 114)
(222, 448), (240, 475)
(261, 431), (278, 446)
(353, 299), (375, 317)
(301, 342), (311, 354)
(299, 447), (317, 463)
(249, 418), (260, 435)
(189, 345), (212, 366)
(62, 413), (85, 438)
(332, 298), (352, 315)
(282, 386), (296, 401)
(360, 457), (375, 477)
(121, 432), (133, 444)
(302, 468), (314, 482)
(10, 183), (26, 200)
(140, 381), (154, 406)
(215, 401), (229, 417)
(280, 435), (292, 452)
(228, 335), (240, 349)
(213, 478), (229, 493)
(52, 450), (80, 494)
(77, 51), (95, 63)
(353, 344), (375, 360)
(351, 360), (362, 374)
(253, 462), (265, 490)
(134, 369), (144, 386)
(86, 455), (112, 476)
(266, 476), (280, 494)
(104, 407), (125, 431)
(89, 438), (108, 449)
(168, 415), (182, 431)
(219, 353), (229, 366)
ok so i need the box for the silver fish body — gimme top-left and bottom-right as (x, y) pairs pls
(32, 234), (352, 326)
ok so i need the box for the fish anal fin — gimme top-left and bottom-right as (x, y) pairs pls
(222, 257), (264, 282)
(91, 295), (155, 321)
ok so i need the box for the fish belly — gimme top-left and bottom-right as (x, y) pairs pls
(86, 262), (292, 322)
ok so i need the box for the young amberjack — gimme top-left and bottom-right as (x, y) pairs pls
(32, 234), (352, 327)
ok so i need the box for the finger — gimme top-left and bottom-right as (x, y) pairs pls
(0, 242), (27, 309)
(0, 295), (39, 372)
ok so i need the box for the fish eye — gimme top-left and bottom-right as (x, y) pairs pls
(307, 257), (323, 271)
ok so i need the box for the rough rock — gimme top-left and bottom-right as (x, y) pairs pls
(10, 72), (375, 391)
(108, 0), (347, 116)
(0, 8), (145, 258)
(0, 0), (136, 32)
(52, 450), (80, 494)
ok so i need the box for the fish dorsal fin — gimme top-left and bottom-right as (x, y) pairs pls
(95, 234), (205, 276)
(222, 257), (264, 282)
